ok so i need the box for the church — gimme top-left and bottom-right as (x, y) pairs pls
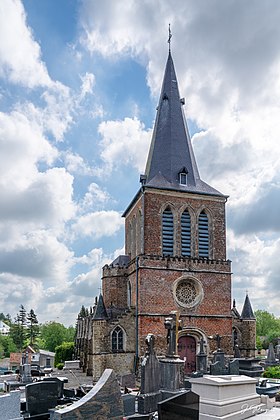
(75, 46), (256, 383)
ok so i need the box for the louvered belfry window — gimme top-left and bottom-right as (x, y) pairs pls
(198, 211), (209, 257)
(162, 208), (174, 256)
(181, 210), (191, 256)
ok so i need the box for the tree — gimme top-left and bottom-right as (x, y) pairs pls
(54, 342), (74, 367)
(10, 305), (27, 351)
(40, 322), (74, 352)
(255, 310), (280, 336)
(0, 335), (17, 357)
(255, 310), (280, 349)
(26, 309), (39, 348)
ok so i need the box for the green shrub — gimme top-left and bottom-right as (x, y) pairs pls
(54, 342), (74, 367)
(56, 362), (64, 370)
(263, 366), (280, 378)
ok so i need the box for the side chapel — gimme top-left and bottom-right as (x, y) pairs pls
(75, 46), (256, 382)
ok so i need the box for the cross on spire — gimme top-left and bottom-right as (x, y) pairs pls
(167, 23), (172, 51)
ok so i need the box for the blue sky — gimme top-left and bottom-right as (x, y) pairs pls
(1, 0), (280, 325)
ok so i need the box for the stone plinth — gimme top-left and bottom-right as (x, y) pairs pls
(50, 369), (123, 420)
(238, 358), (264, 377)
(63, 360), (80, 370)
(159, 357), (184, 392)
(190, 375), (266, 419)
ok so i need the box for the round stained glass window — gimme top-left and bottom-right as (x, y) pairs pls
(173, 277), (203, 308)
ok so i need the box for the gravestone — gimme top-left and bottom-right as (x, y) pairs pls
(26, 381), (58, 416)
(158, 390), (199, 420)
(50, 369), (123, 419)
(238, 358), (264, 377)
(43, 376), (66, 399)
(265, 342), (277, 366)
(122, 394), (136, 417)
(160, 311), (184, 393)
(22, 363), (33, 383)
(0, 390), (23, 420)
(138, 333), (161, 414)
(196, 337), (207, 374)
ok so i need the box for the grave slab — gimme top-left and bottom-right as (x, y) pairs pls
(190, 375), (267, 419)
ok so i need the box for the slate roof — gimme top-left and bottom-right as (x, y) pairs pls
(93, 294), (108, 320)
(241, 293), (255, 320)
(144, 51), (225, 197)
(109, 255), (130, 268)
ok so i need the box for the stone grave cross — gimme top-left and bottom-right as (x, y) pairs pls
(164, 310), (181, 358)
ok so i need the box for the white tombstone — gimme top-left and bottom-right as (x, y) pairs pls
(190, 375), (266, 419)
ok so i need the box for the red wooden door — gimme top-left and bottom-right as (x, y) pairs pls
(178, 335), (196, 374)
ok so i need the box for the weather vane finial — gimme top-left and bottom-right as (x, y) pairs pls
(168, 23), (172, 52)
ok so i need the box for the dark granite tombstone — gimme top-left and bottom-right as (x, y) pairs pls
(43, 376), (66, 399)
(238, 358), (264, 377)
(265, 343), (277, 366)
(158, 390), (199, 420)
(26, 381), (58, 416)
(228, 359), (239, 375)
(138, 334), (161, 414)
(210, 350), (239, 376)
(122, 394), (136, 417)
(196, 337), (207, 374)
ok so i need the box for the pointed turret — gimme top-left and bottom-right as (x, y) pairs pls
(241, 293), (255, 320)
(231, 299), (241, 319)
(93, 294), (108, 320)
(143, 51), (223, 197)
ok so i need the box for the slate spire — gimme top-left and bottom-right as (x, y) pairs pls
(144, 51), (223, 197)
(93, 293), (108, 320)
(241, 293), (255, 320)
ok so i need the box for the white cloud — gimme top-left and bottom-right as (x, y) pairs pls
(0, 0), (51, 88)
(73, 210), (123, 239)
(0, 110), (57, 187)
(98, 117), (151, 173)
(79, 72), (95, 99)
(79, 183), (111, 212)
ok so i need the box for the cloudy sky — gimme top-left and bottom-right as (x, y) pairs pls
(1, 0), (280, 326)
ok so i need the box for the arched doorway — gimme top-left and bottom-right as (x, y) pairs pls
(178, 335), (196, 374)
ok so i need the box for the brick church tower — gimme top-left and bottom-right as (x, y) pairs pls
(101, 49), (232, 375)
(75, 47), (257, 381)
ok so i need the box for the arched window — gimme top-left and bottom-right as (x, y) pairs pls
(112, 326), (124, 352)
(198, 211), (209, 257)
(181, 210), (191, 256)
(162, 208), (174, 256)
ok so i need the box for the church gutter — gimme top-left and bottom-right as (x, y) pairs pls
(134, 255), (139, 374)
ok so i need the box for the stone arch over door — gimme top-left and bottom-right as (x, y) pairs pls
(177, 328), (208, 375)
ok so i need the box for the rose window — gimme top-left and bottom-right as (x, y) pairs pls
(173, 277), (203, 308)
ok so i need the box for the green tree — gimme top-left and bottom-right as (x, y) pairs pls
(255, 310), (280, 336)
(255, 310), (280, 350)
(10, 305), (27, 351)
(0, 335), (17, 357)
(54, 342), (74, 367)
(40, 322), (70, 352)
(26, 309), (39, 348)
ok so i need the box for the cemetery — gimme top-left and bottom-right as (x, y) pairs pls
(1, 311), (280, 419)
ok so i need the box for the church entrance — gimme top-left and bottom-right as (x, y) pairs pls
(178, 335), (196, 374)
